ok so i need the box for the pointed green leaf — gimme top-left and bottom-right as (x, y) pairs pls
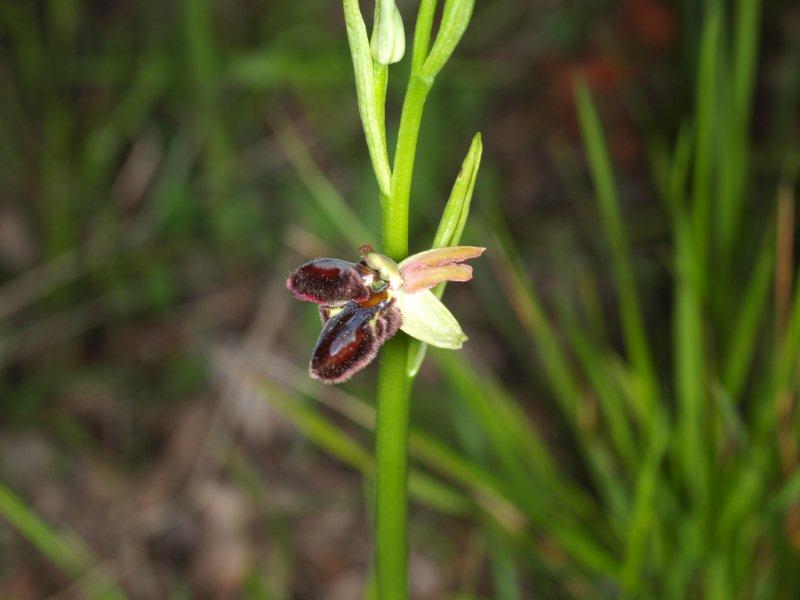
(342, 0), (391, 195)
(420, 0), (475, 81)
(408, 133), (482, 374)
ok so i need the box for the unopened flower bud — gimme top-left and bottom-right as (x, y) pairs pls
(370, 0), (405, 65)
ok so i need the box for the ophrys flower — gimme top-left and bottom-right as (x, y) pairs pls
(287, 244), (485, 383)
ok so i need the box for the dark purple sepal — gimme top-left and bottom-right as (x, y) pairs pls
(287, 258), (370, 305)
(309, 299), (402, 384)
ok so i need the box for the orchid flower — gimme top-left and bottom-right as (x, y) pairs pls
(287, 244), (485, 383)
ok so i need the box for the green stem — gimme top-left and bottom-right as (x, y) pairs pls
(374, 335), (410, 599)
(374, 3), (436, 595)
(411, 0), (438, 74)
(374, 74), (431, 599)
(381, 74), (432, 258)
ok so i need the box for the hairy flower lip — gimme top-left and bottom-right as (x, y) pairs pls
(309, 297), (401, 384)
(286, 258), (375, 305)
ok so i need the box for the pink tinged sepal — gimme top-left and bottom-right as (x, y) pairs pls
(398, 246), (485, 273)
(310, 299), (402, 384)
(398, 246), (485, 292)
(402, 264), (473, 293)
(286, 258), (370, 305)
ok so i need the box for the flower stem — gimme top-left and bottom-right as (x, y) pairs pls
(374, 335), (410, 599)
(373, 76), (430, 596)
(374, 5), (435, 597)
(381, 74), (432, 259)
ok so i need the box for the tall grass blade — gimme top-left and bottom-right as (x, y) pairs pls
(574, 79), (659, 417)
(263, 383), (472, 516)
(722, 227), (774, 400)
(434, 351), (621, 578)
(691, 1), (721, 289)
(672, 207), (709, 509)
(0, 481), (127, 599)
(275, 117), (375, 247)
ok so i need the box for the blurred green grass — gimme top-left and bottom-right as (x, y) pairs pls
(1, 0), (800, 597)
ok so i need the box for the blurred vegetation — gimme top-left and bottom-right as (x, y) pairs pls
(1, 0), (800, 598)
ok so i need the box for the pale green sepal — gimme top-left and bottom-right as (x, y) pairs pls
(397, 289), (467, 349)
(371, 0), (405, 65)
(407, 283), (446, 376)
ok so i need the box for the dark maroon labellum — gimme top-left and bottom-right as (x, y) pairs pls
(288, 252), (400, 383)
(310, 298), (401, 384)
(286, 258), (372, 305)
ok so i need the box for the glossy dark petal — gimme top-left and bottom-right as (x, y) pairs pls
(310, 299), (402, 384)
(286, 258), (370, 305)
